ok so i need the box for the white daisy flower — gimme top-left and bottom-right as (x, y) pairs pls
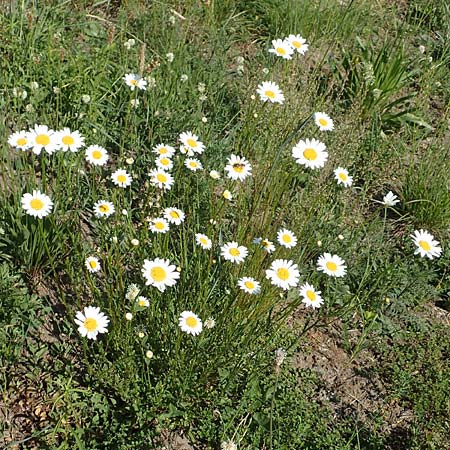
(292, 138), (328, 169)
(153, 143), (176, 157)
(223, 190), (233, 200)
(155, 155), (174, 171)
(164, 207), (185, 225)
(123, 73), (147, 91)
(150, 217), (170, 233)
(179, 131), (205, 154)
(54, 128), (85, 152)
(26, 124), (57, 155)
(277, 228), (297, 249)
(259, 238), (276, 253)
(286, 34), (309, 55)
(85, 256), (101, 273)
(382, 191), (400, 206)
(74, 306), (109, 340)
(299, 283), (324, 309)
(111, 169), (133, 188)
(268, 38), (294, 60)
(185, 158), (203, 171)
(21, 190), (53, 219)
(238, 277), (261, 294)
(8, 130), (30, 151)
(179, 145), (194, 156)
(136, 296), (149, 307)
(317, 253), (347, 277)
(256, 81), (285, 104)
(411, 229), (442, 259)
(265, 259), (300, 290)
(209, 170), (221, 180)
(221, 241), (248, 264)
(141, 258), (180, 291)
(149, 169), (174, 190)
(195, 233), (212, 250)
(93, 200), (115, 218)
(178, 311), (203, 336)
(314, 112), (334, 131)
(85, 145), (109, 166)
(225, 154), (252, 181)
(334, 167), (353, 187)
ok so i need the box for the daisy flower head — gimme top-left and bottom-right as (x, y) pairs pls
(8, 130), (31, 151)
(334, 167), (353, 187)
(256, 81), (285, 104)
(292, 138), (328, 169)
(225, 154), (252, 181)
(85, 145), (109, 166)
(238, 277), (261, 294)
(153, 143), (176, 158)
(185, 158), (203, 171)
(209, 170), (221, 180)
(221, 241), (248, 264)
(155, 155), (174, 171)
(85, 256), (101, 273)
(123, 73), (147, 91)
(141, 258), (180, 291)
(54, 128), (85, 152)
(411, 229), (442, 259)
(136, 296), (149, 308)
(74, 306), (109, 340)
(149, 169), (174, 190)
(150, 217), (170, 233)
(382, 191), (400, 207)
(299, 283), (324, 309)
(277, 228), (297, 249)
(317, 253), (347, 277)
(223, 190), (233, 201)
(93, 200), (115, 218)
(261, 238), (276, 253)
(27, 124), (57, 155)
(164, 207), (185, 225)
(286, 34), (309, 55)
(195, 233), (212, 250)
(268, 38), (294, 60)
(314, 112), (334, 131)
(179, 311), (203, 336)
(179, 131), (205, 154)
(265, 259), (300, 290)
(111, 169), (132, 188)
(21, 190), (53, 219)
(179, 145), (194, 156)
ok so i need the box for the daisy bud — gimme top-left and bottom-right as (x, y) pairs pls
(131, 238), (139, 246)
(125, 312), (133, 321)
(146, 350), (154, 358)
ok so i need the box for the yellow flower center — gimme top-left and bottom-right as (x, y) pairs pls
(189, 162), (198, 168)
(130, 79), (138, 85)
(170, 211), (180, 218)
(200, 237), (208, 245)
(138, 299), (147, 306)
(186, 316), (198, 328)
(92, 150), (102, 160)
(151, 266), (166, 282)
(293, 41), (302, 48)
(84, 317), (98, 332)
(306, 290), (316, 301)
(229, 248), (240, 257)
(156, 173), (167, 183)
(155, 221), (165, 230)
(17, 137), (27, 146)
(318, 118), (328, 126)
(89, 260), (97, 269)
(277, 268), (289, 280)
(339, 173), (347, 181)
(244, 281), (255, 290)
(265, 90), (276, 99)
(233, 163), (245, 173)
(117, 174), (127, 183)
(36, 134), (50, 146)
(262, 240), (270, 248)
(159, 147), (168, 154)
(30, 198), (44, 210)
(326, 261), (337, 272)
(276, 47), (286, 55)
(187, 138), (198, 148)
(419, 240), (431, 251)
(282, 234), (292, 243)
(161, 158), (170, 166)
(62, 135), (75, 145)
(99, 204), (109, 213)
(303, 148), (317, 161)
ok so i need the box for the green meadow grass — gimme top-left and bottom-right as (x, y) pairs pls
(1, 0), (449, 449)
